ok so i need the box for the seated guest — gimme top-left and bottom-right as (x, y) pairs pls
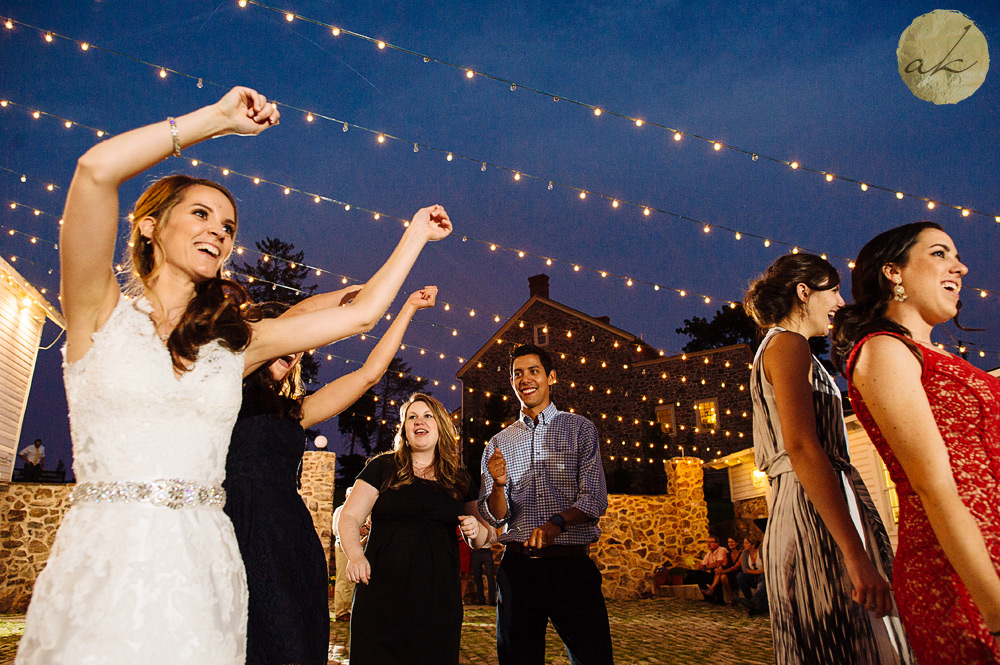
(737, 537), (765, 604)
(692, 535), (729, 603)
(721, 536), (744, 605)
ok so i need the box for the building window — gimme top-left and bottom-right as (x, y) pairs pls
(655, 405), (676, 437)
(694, 398), (718, 427)
(533, 324), (549, 347)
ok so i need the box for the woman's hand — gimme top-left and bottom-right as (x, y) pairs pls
(458, 514), (480, 542)
(409, 205), (452, 242)
(213, 86), (280, 136)
(407, 286), (437, 311)
(346, 555), (372, 585)
(845, 554), (892, 617)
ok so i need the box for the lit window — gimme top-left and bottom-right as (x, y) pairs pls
(656, 405), (676, 437)
(881, 458), (900, 524)
(694, 399), (718, 427)
(533, 324), (549, 347)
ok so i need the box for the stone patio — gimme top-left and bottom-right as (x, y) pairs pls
(0, 597), (774, 664)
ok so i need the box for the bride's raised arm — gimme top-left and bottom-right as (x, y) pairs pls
(60, 87), (279, 361)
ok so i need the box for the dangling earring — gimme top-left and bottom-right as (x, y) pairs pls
(892, 282), (907, 302)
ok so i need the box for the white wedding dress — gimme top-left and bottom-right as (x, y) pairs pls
(16, 294), (248, 665)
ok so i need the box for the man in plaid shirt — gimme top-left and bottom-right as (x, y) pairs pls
(478, 344), (613, 665)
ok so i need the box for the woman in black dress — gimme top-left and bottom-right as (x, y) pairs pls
(338, 393), (495, 665)
(224, 287), (438, 665)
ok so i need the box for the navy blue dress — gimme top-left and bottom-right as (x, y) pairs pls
(224, 400), (330, 665)
(349, 454), (476, 665)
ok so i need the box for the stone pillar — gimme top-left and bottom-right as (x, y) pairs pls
(0, 482), (74, 612)
(666, 456), (710, 568)
(589, 458), (709, 600)
(298, 451), (336, 567)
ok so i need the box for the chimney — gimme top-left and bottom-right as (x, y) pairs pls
(595, 315), (611, 325)
(528, 274), (549, 299)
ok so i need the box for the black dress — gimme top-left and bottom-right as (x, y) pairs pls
(349, 454), (477, 665)
(223, 398), (330, 665)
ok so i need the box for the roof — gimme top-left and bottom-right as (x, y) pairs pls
(455, 294), (658, 379)
(0, 256), (65, 328)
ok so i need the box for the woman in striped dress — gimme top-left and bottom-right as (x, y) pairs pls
(744, 254), (911, 665)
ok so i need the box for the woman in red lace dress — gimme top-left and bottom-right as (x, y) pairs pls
(832, 221), (1000, 664)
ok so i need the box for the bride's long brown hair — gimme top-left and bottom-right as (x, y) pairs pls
(124, 175), (257, 372)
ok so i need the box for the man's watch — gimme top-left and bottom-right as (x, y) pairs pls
(548, 514), (567, 532)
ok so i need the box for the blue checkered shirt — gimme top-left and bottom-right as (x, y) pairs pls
(478, 402), (608, 545)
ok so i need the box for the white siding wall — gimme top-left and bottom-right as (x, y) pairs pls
(846, 417), (899, 550)
(0, 281), (47, 481)
(728, 457), (761, 501)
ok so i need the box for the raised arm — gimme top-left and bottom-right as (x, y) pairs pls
(245, 206), (451, 373)
(480, 443), (509, 525)
(298, 287), (437, 429)
(766, 331), (892, 616)
(337, 479), (380, 585)
(61, 87), (278, 362)
(284, 284), (365, 318)
(853, 335), (1000, 633)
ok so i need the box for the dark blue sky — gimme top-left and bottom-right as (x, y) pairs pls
(2, 0), (998, 474)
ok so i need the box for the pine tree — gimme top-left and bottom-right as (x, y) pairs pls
(235, 236), (320, 385)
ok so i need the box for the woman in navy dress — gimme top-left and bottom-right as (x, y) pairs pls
(224, 287), (438, 665)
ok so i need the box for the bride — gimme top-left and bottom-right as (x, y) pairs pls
(14, 86), (452, 664)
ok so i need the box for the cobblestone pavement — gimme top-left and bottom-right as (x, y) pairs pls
(1, 598), (774, 664)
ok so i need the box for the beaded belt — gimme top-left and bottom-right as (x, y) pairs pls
(69, 479), (226, 510)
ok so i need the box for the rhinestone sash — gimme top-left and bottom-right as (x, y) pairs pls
(70, 479), (226, 510)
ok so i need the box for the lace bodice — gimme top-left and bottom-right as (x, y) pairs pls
(62, 293), (244, 484)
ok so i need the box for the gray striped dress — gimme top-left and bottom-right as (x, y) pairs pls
(751, 327), (912, 665)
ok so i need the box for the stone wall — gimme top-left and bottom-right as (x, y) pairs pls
(735, 496), (768, 521)
(0, 482), (73, 612)
(298, 450), (336, 568)
(593, 457), (709, 599)
(0, 453), (337, 613)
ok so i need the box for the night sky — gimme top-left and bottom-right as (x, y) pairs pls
(2, 1), (998, 476)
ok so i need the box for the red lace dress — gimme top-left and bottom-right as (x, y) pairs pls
(847, 332), (1000, 664)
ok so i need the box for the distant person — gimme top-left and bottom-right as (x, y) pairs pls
(338, 393), (495, 665)
(737, 537), (765, 605)
(720, 536), (744, 605)
(832, 222), (1000, 662)
(692, 535), (729, 604)
(479, 344), (613, 665)
(745, 253), (911, 664)
(18, 439), (45, 481)
(470, 544), (497, 605)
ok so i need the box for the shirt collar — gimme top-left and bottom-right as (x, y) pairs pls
(521, 402), (558, 428)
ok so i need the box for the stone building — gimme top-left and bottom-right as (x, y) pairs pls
(456, 274), (754, 493)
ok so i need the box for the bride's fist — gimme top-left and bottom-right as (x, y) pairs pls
(213, 86), (280, 136)
(409, 205), (452, 242)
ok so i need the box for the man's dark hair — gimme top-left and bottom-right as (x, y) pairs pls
(34, 439), (42, 444)
(509, 344), (554, 376)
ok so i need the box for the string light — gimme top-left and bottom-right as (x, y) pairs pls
(4, 104), (995, 305)
(9, 13), (994, 224)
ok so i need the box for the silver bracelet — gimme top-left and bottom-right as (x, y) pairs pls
(167, 117), (181, 157)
